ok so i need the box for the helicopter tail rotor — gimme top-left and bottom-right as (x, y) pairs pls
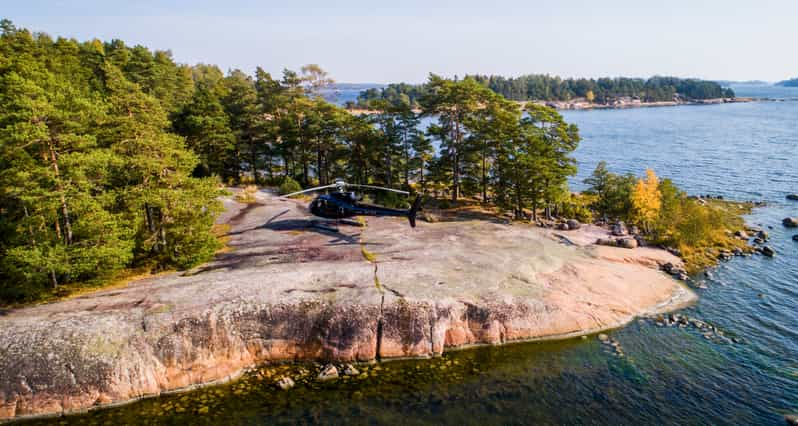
(408, 194), (422, 228)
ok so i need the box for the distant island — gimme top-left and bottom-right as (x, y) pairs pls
(776, 78), (798, 87)
(714, 80), (770, 86)
(351, 75), (736, 110)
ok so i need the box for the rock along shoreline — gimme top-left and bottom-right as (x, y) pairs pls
(0, 192), (696, 422)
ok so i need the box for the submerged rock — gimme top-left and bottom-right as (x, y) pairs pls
(276, 377), (295, 390)
(761, 246), (775, 257)
(318, 364), (339, 381)
(342, 364), (360, 376)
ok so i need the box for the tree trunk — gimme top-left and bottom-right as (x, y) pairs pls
(249, 137), (258, 183)
(47, 140), (72, 245)
(316, 141), (324, 185)
(419, 159), (425, 193)
(481, 144), (488, 203)
(451, 113), (460, 201)
(144, 203), (155, 233)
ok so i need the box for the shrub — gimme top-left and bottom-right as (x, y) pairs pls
(561, 193), (595, 223)
(279, 177), (302, 195)
(235, 185), (259, 203)
(373, 190), (410, 209)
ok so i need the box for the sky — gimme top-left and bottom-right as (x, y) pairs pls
(5, 0), (798, 84)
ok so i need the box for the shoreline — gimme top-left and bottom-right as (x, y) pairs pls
(531, 97), (756, 111)
(0, 193), (696, 422)
(345, 97), (758, 115)
(3, 284), (695, 424)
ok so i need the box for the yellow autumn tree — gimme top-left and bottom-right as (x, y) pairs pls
(630, 169), (662, 233)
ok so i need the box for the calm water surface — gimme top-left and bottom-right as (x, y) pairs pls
(34, 86), (798, 425)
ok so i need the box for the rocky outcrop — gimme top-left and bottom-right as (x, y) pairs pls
(596, 237), (638, 249)
(566, 219), (581, 230)
(611, 222), (628, 236)
(0, 194), (694, 421)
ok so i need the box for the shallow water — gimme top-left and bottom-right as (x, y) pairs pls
(31, 86), (798, 425)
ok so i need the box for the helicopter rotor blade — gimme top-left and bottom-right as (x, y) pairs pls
(280, 184), (338, 198)
(347, 184), (410, 195)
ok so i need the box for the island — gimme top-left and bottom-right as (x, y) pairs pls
(0, 20), (762, 422)
(0, 190), (696, 421)
(349, 75), (744, 111)
(776, 77), (798, 87)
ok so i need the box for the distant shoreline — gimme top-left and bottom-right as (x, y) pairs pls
(529, 97), (756, 111)
(346, 97), (758, 115)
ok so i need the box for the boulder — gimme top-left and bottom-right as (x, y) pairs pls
(783, 218), (798, 228)
(618, 238), (638, 249)
(786, 414), (798, 426)
(611, 222), (628, 236)
(318, 364), (339, 381)
(761, 246), (775, 257)
(558, 222), (571, 231)
(596, 238), (617, 247)
(597, 333), (609, 342)
(342, 364), (360, 376)
(276, 377), (295, 390)
(756, 230), (769, 240)
(734, 230), (748, 239)
(629, 225), (640, 235)
(786, 194), (798, 201)
(793, 234), (798, 242)
(566, 219), (581, 230)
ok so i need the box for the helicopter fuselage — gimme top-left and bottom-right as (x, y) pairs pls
(309, 192), (410, 220)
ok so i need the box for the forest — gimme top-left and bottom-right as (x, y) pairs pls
(354, 74), (735, 108)
(0, 21), (580, 302)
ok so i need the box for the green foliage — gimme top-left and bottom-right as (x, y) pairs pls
(0, 21), (593, 303)
(583, 162), (636, 220)
(372, 190), (409, 209)
(354, 75), (734, 106)
(560, 193), (596, 223)
(0, 22), (222, 303)
(278, 177), (302, 195)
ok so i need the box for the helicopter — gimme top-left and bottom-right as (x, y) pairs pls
(281, 178), (423, 228)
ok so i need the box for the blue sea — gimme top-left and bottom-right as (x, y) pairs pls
(41, 85), (798, 425)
